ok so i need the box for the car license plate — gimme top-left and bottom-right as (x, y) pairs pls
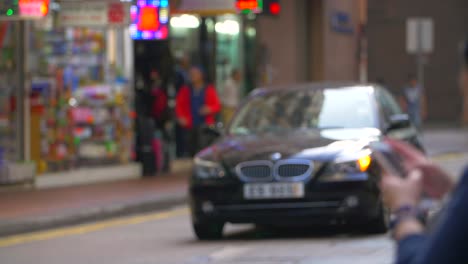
(243, 183), (305, 199)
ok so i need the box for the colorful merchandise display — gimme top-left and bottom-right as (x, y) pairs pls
(30, 27), (133, 173)
(71, 81), (133, 167)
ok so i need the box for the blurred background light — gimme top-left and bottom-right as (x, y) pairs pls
(170, 15), (200, 29)
(215, 20), (240, 35)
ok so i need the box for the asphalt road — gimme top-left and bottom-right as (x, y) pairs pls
(0, 207), (392, 264)
(0, 154), (466, 264)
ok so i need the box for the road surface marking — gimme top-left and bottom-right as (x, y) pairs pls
(0, 207), (188, 248)
(433, 152), (466, 161)
(210, 246), (250, 261)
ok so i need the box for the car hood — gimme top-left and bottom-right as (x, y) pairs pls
(197, 128), (382, 167)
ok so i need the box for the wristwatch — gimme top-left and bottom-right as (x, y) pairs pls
(389, 205), (425, 234)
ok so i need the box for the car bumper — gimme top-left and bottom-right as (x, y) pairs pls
(190, 180), (381, 226)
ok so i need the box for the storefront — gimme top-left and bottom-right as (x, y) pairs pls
(170, 0), (257, 97)
(0, 21), (22, 183)
(0, 1), (45, 184)
(0, 0), (261, 185)
(26, 1), (134, 174)
(0, 1), (138, 185)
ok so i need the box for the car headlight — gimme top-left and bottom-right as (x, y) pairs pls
(320, 150), (372, 182)
(333, 154), (371, 173)
(194, 157), (226, 179)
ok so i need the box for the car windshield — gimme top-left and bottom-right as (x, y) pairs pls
(229, 87), (377, 135)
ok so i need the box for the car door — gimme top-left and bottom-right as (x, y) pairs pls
(376, 88), (424, 150)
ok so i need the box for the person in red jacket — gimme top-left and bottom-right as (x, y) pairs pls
(176, 66), (221, 156)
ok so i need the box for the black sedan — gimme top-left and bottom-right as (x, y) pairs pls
(189, 83), (423, 240)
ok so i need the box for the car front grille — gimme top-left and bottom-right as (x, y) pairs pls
(236, 161), (274, 182)
(277, 164), (310, 177)
(240, 165), (271, 179)
(236, 159), (314, 182)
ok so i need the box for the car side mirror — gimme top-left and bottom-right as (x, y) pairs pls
(386, 114), (411, 132)
(203, 122), (224, 138)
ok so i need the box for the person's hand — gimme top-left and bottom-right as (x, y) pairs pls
(199, 106), (211, 115)
(386, 138), (454, 199)
(381, 170), (423, 211)
(381, 168), (426, 241)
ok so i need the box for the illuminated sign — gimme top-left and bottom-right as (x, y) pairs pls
(236, 0), (280, 15)
(130, 0), (169, 40)
(0, 0), (49, 19)
(236, 0), (262, 14)
(19, 0), (49, 18)
(138, 6), (159, 31)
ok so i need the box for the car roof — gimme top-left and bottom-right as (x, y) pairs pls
(249, 82), (380, 97)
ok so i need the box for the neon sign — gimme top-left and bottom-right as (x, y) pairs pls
(19, 0), (49, 18)
(130, 0), (169, 40)
(236, 0), (263, 14)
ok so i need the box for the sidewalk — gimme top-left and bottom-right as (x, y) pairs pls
(421, 127), (468, 156)
(0, 170), (190, 237)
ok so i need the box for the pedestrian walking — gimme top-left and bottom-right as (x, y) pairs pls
(380, 38), (468, 264)
(400, 75), (427, 130)
(221, 68), (242, 124)
(175, 66), (221, 156)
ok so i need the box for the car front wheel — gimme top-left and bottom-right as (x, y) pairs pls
(192, 221), (225, 240)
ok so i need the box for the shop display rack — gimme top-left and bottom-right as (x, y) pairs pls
(32, 28), (133, 173)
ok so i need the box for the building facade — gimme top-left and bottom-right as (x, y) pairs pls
(367, 0), (468, 123)
(256, 0), (365, 86)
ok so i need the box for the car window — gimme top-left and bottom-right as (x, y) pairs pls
(229, 87), (377, 135)
(378, 88), (403, 119)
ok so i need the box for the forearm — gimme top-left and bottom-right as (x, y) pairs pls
(392, 213), (427, 264)
(394, 218), (424, 241)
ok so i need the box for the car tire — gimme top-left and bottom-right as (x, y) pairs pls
(193, 221), (224, 240)
(365, 203), (389, 234)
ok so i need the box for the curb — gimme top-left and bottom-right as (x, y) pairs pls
(0, 193), (188, 237)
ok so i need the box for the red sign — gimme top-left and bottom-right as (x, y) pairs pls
(19, 0), (49, 18)
(137, 6), (159, 31)
(236, 0), (259, 10)
(108, 3), (125, 24)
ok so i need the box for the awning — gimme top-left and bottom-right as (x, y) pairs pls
(171, 0), (237, 15)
